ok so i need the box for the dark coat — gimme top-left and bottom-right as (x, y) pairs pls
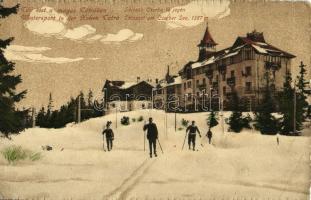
(186, 125), (200, 135)
(103, 128), (114, 139)
(143, 123), (158, 141)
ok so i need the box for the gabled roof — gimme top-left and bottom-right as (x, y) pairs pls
(232, 33), (295, 58)
(190, 31), (295, 70)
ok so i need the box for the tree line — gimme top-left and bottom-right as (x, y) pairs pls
(35, 90), (103, 128)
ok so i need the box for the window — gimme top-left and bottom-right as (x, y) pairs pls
(229, 57), (234, 65)
(231, 70), (235, 77)
(223, 86), (226, 95)
(187, 81), (192, 88)
(246, 82), (252, 92)
(222, 73), (226, 81)
(216, 75), (219, 82)
(246, 66), (252, 76)
(203, 78), (206, 85)
(196, 80), (199, 87)
(245, 48), (252, 60)
(184, 83), (186, 90)
(188, 93), (192, 101)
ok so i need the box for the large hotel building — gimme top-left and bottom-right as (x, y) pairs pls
(153, 24), (295, 112)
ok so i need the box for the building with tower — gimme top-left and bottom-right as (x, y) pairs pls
(153, 23), (295, 112)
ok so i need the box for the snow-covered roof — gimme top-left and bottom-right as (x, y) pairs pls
(167, 76), (182, 86)
(232, 35), (295, 58)
(251, 44), (267, 54)
(106, 80), (153, 90)
(218, 50), (240, 59)
(157, 76), (182, 88)
(255, 42), (268, 46)
(191, 56), (216, 69)
(191, 35), (295, 70)
(119, 82), (137, 89)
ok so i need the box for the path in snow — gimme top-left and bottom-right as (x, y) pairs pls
(103, 158), (156, 200)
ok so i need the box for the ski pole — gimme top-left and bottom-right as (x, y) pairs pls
(144, 132), (146, 151)
(182, 131), (188, 150)
(144, 121), (146, 151)
(103, 141), (106, 152)
(157, 139), (164, 154)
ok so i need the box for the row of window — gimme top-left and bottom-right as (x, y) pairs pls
(183, 78), (253, 92)
(185, 82), (253, 101)
(183, 66), (252, 90)
(183, 81), (192, 90)
(192, 50), (255, 76)
(192, 65), (252, 81)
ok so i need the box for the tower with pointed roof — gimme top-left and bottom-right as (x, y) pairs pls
(198, 22), (218, 61)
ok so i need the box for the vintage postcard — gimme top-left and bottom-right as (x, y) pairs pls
(0, 0), (310, 199)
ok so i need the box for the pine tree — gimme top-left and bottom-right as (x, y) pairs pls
(45, 92), (53, 127)
(87, 89), (94, 108)
(296, 61), (308, 122)
(254, 74), (279, 135)
(36, 107), (46, 127)
(279, 71), (302, 135)
(207, 110), (218, 130)
(228, 91), (242, 132)
(67, 97), (77, 123)
(0, 4), (27, 137)
(47, 92), (53, 112)
(78, 91), (88, 121)
(228, 91), (252, 133)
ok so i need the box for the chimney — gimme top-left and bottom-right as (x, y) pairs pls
(137, 76), (140, 82)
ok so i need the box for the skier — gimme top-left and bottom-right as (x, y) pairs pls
(186, 121), (202, 151)
(102, 121), (114, 151)
(207, 128), (212, 144)
(143, 117), (158, 158)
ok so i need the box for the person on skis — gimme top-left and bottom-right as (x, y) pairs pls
(207, 128), (213, 144)
(186, 121), (201, 151)
(102, 121), (114, 151)
(143, 117), (158, 158)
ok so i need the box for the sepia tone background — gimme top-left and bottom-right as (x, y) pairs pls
(0, 0), (310, 109)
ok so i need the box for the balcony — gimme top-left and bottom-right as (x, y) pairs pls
(264, 61), (281, 71)
(244, 88), (253, 94)
(212, 82), (218, 88)
(226, 77), (236, 86)
(198, 83), (207, 89)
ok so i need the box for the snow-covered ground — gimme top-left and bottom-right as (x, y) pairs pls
(0, 110), (310, 200)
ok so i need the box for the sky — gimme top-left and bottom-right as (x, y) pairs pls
(0, 0), (310, 109)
